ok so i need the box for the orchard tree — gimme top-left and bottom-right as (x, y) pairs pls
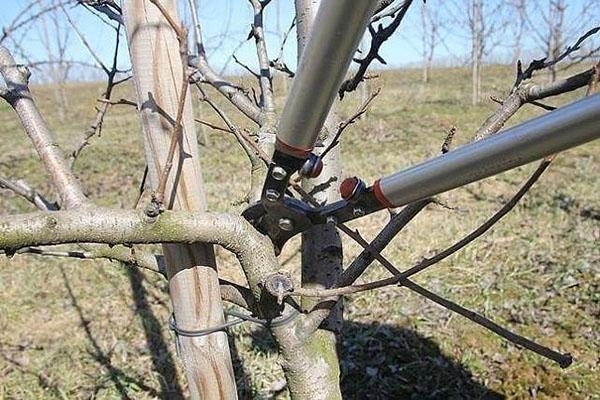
(1, 0), (599, 398)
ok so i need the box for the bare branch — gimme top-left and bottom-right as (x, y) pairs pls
(270, 16), (296, 78)
(147, 0), (190, 208)
(476, 67), (594, 139)
(77, 0), (123, 24)
(187, 3), (262, 124)
(0, 46), (87, 209)
(515, 25), (600, 87)
(0, 1), (72, 45)
(5, 245), (165, 275)
(320, 88), (381, 159)
(334, 221), (571, 368)
(69, 29), (128, 166)
(3, 245), (254, 309)
(0, 177), (58, 211)
(249, 0), (275, 123)
(339, 0), (414, 98)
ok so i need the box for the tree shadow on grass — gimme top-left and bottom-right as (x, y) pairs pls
(60, 266), (163, 400)
(228, 334), (256, 399)
(340, 321), (504, 400)
(245, 320), (504, 400)
(127, 267), (184, 399)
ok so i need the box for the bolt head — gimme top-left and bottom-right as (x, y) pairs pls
(265, 189), (280, 202)
(278, 218), (294, 231)
(300, 155), (323, 178)
(340, 177), (366, 202)
(272, 166), (287, 181)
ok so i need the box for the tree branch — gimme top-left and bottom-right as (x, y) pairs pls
(476, 67), (594, 140)
(249, 0), (275, 122)
(3, 245), (254, 310)
(0, 177), (58, 211)
(187, 4), (262, 125)
(339, 0), (414, 98)
(0, 46), (87, 209)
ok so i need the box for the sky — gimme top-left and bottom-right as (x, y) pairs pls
(0, 0), (598, 82)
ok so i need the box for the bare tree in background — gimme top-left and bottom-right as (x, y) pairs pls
(36, 0), (71, 118)
(449, 0), (505, 104)
(1, 0), (599, 398)
(510, 0), (527, 63)
(419, 1), (446, 83)
(525, 0), (599, 81)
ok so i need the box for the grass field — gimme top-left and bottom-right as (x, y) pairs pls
(0, 65), (598, 399)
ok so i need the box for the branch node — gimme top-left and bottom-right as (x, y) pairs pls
(263, 272), (294, 305)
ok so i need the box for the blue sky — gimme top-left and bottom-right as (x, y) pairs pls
(1, 1), (598, 81)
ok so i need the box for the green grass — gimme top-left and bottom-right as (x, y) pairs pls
(0, 64), (598, 399)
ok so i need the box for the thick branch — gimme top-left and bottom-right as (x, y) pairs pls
(0, 208), (273, 291)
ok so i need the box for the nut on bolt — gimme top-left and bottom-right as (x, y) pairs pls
(353, 207), (366, 218)
(263, 272), (294, 304)
(271, 166), (287, 181)
(278, 218), (294, 231)
(265, 189), (280, 202)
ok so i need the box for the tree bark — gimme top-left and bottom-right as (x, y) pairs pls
(295, 1), (344, 398)
(122, 1), (237, 398)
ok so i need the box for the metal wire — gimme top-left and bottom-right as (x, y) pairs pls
(168, 308), (299, 338)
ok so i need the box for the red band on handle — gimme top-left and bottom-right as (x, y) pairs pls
(372, 179), (393, 208)
(275, 137), (312, 159)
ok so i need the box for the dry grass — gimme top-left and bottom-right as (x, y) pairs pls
(0, 65), (598, 399)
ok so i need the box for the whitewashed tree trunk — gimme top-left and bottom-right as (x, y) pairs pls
(296, 1), (344, 398)
(122, 1), (237, 398)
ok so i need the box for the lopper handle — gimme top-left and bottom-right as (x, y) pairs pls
(275, 0), (379, 159)
(371, 94), (600, 208)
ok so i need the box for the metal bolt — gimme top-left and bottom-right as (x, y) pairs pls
(326, 216), (338, 225)
(265, 189), (280, 202)
(353, 207), (366, 218)
(278, 218), (294, 231)
(272, 166), (287, 181)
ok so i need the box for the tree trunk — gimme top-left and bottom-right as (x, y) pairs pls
(296, 0), (344, 398)
(547, 0), (564, 82)
(471, 0), (482, 105)
(122, 1), (237, 398)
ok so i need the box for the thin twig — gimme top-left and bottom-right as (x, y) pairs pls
(195, 118), (233, 134)
(335, 217), (571, 368)
(515, 26), (600, 88)
(248, 0), (275, 122)
(441, 126), (457, 154)
(320, 88), (381, 160)
(0, 177), (57, 211)
(148, 0), (190, 207)
(339, 0), (414, 98)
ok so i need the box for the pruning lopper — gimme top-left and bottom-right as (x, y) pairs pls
(242, 1), (600, 253)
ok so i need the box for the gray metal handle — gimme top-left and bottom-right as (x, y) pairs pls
(276, 0), (378, 157)
(377, 94), (600, 207)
